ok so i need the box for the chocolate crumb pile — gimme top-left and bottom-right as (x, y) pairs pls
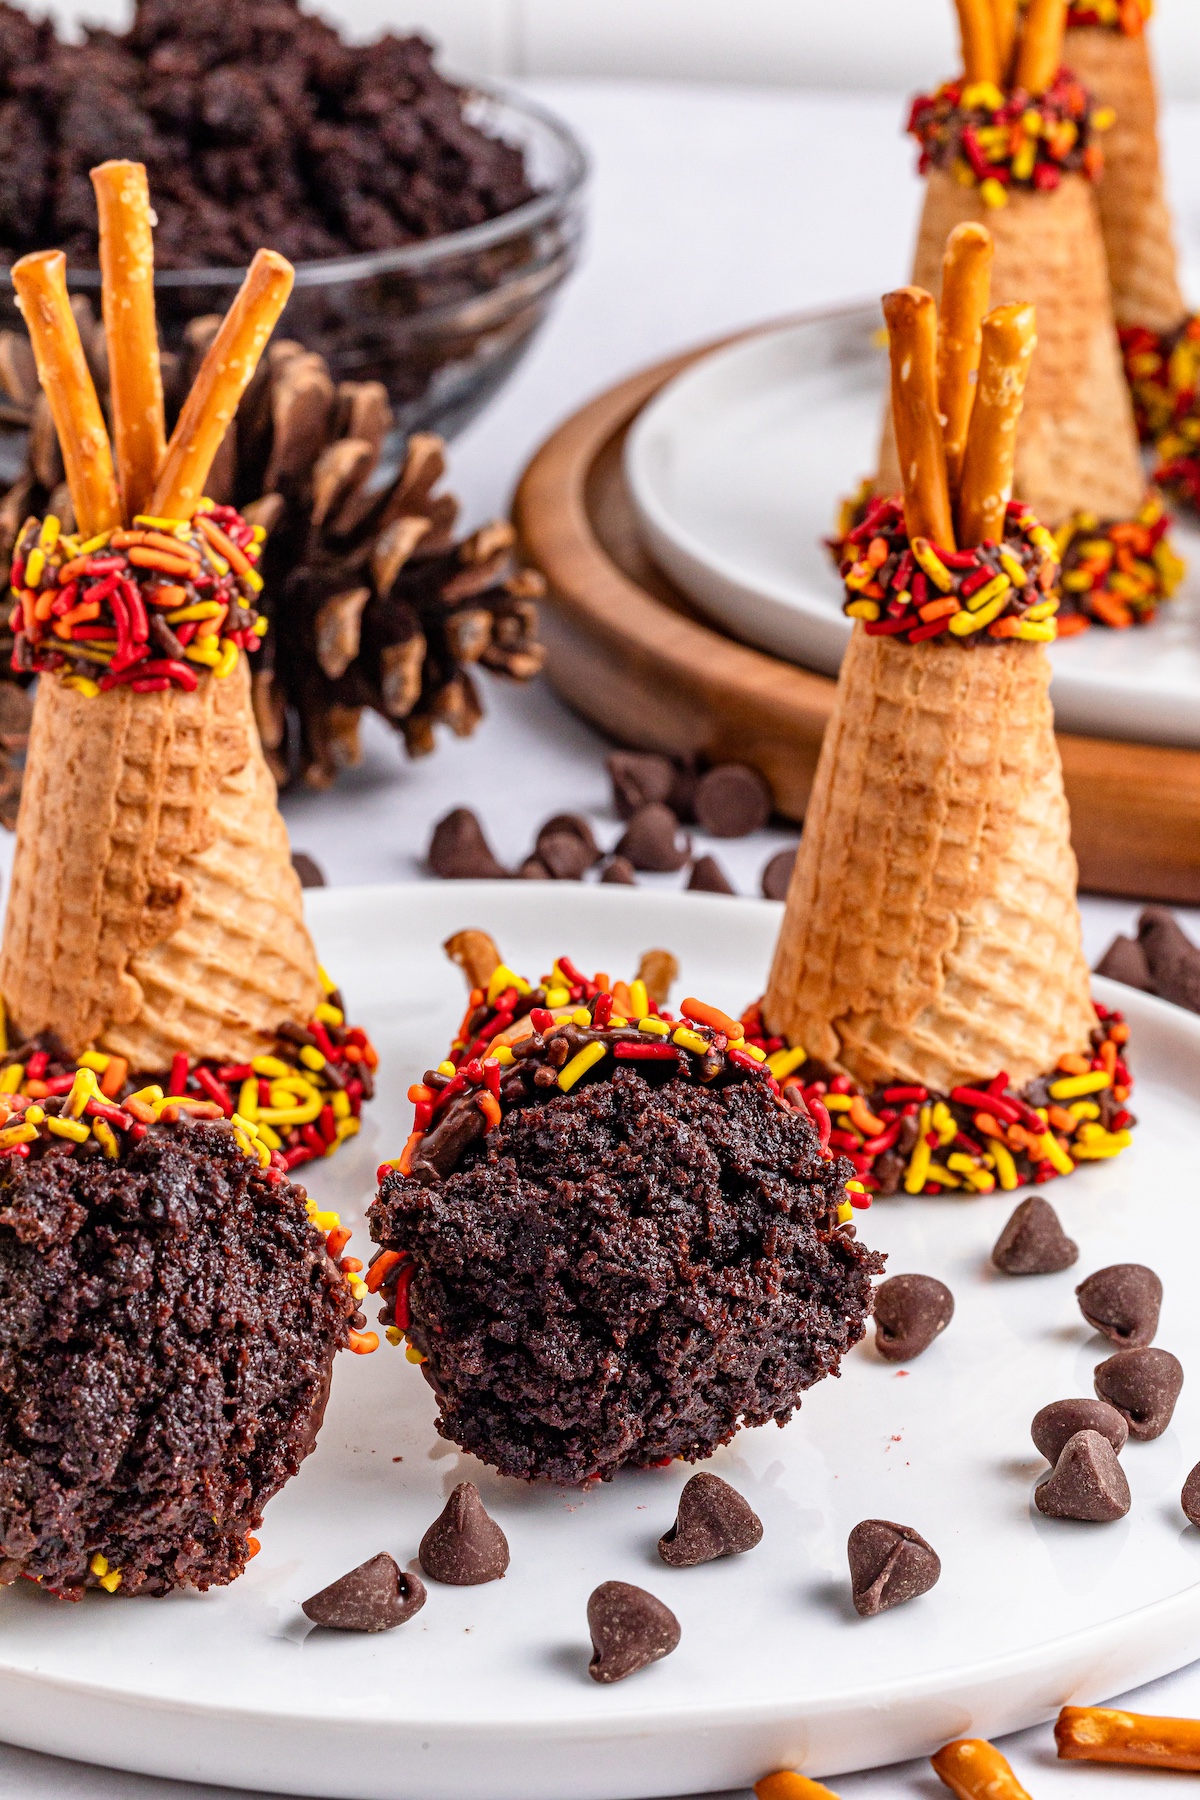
(0, 1121), (353, 1598)
(0, 0), (534, 269)
(371, 1065), (882, 1484)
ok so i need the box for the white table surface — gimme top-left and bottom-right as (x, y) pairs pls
(5, 77), (1200, 1800)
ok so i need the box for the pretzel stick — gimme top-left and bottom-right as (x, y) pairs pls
(991, 0), (1019, 84)
(956, 302), (1036, 546)
(955, 0), (1000, 85)
(938, 222), (993, 500)
(882, 286), (956, 551)
(10, 250), (121, 539)
(933, 1739), (1034, 1800)
(90, 160), (166, 525)
(1015, 0), (1068, 96)
(755, 1774), (840, 1800)
(150, 247), (294, 520)
(1056, 1707), (1200, 1771)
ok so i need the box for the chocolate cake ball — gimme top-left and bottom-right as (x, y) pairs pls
(370, 967), (882, 1484)
(0, 1116), (355, 1598)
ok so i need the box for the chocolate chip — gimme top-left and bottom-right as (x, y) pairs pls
(301, 1553), (426, 1631)
(1094, 934), (1154, 992)
(607, 752), (677, 821)
(291, 852), (326, 888)
(658, 1473), (763, 1566)
(1031, 1398), (1129, 1464)
(1181, 1461), (1200, 1527)
(536, 833), (593, 880)
(847, 1519), (940, 1617)
(872, 1150), (905, 1196)
(693, 763), (772, 838)
(990, 1196), (1079, 1275)
(428, 808), (508, 880)
(1094, 1346), (1184, 1440)
(600, 855), (637, 885)
(516, 855), (551, 880)
(761, 846), (798, 901)
(615, 803), (690, 872)
(419, 1482), (510, 1584)
(536, 814), (600, 872)
(1138, 907), (1200, 1012)
(873, 1273), (954, 1362)
(586, 1580), (680, 1682)
(1076, 1264), (1162, 1348)
(687, 854), (736, 895)
(1034, 1430), (1131, 1522)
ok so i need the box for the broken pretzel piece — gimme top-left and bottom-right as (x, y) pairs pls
(933, 1739), (1033, 1800)
(1056, 1706), (1200, 1771)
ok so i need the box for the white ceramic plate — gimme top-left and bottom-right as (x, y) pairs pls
(3, 880), (1200, 1800)
(625, 306), (1200, 748)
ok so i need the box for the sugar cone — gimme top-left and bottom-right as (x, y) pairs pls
(1065, 24), (1186, 332)
(0, 662), (320, 1064)
(761, 628), (1096, 1090)
(878, 171), (1145, 526)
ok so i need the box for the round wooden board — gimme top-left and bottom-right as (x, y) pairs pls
(514, 316), (1200, 904)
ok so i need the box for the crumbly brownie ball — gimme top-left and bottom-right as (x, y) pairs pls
(371, 1067), (883, 1484)
(0, 1121), (353, 1599)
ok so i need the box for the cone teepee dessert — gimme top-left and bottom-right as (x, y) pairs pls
(0, 162), (377, 1176)
(772, 260), (1134, 1199)
(855, 0), (1183, 631)
(368, 934), (881, 1482)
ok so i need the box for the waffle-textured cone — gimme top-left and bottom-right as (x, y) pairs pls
(0, 662), (321, 1065)
(1066, 24), (1185, 332)
(877, 170), (1145, 526)
(761, 629), (1096, 1090)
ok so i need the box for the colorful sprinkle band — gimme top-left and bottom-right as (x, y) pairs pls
(1053, 496), (1182, 630)
(1067, 1), (1152, 31)
(908, 72), (1108, 205)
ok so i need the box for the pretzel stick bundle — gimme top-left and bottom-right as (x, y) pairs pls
(151, 247), (295, 521)
(955, 0), (1000, 86)
(1056, 1706), (1200, 1770)
(938, 222), (994, 495)
(882, 286), (957, 550)
(957, 301), (1038, 545)
(1016, 0), (1069, 96)
(932, 1738), (1034, 1800)
(90, 160), (166, 522)
(10, 250), (121, 540)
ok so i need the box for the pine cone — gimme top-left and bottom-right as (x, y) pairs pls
(0, 302), (545, 795)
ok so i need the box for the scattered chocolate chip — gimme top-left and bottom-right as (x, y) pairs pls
(687, 854), (736, 895)
(587, 1580), (680, 1682)
(1094, 934), (1154, 993)
(847, 1519), (940, 1617)
(615, 803), (691, 872)
(1182, 1462), (1200, 1527)
(419, 1482), (510, 1584)
(693, 764), (772, 838)
(1138, 907), (1200, 1012)
(761, 846), (798, 901)
(301, 1553), (426, 1631)
(607, 752), (678, 821)
(1031, 1398), (1129, 1464)
(1076, 1264), (1162, 1348)
(600, 855), (637, 886)
(658, 1473), (763, 1566)
(990, 1196), (1079, 1275)
(536, 813), (600, 869)
(291, 852), (326, 888)
(428, 809), (508, 880)
(872, 1273), (954, 1362)
(517, 856), (551, 880)
(1034, 1430), (1131, 1522)
(1094, 1346), (1184, 1440)
(537, 833), (593, 881)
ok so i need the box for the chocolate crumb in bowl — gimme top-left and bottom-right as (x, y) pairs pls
(847, 1520), (940, 1617)
(428, 809), (508, 880)
(1181, 1462), (1200, 1528)
(1076, 1264), (1162, 1348)
(291, 852), (326, 889)
(536, 814), (600, 871)
(688, 855), (737, 895)
(1138, 908), (1200, 1012)
(872, 1273), (954, 1362)
(693, 764), (772, 838)
(1032, 1398), (1129, 1464)
(1034, 1430), (1131, 1523)
(302, 1553), (426, 1632)
(615, 802), (691, 872)
(1094, 1347), (1184, 1440)
(587, 1581), (681, 1683)
(658, 1473), (763, 1567)
(600, 855), (637, 886)
(1094, 934), (1154, 993)
(761, 847), (798, 902)
(991, 1196), (1079, 1275)
(419, 1482), (509, 1585)
(607, 752), (677, 821)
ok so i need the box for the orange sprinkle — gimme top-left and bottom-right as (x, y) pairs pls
(477, 1091), (502, 1131)
(23, 1080), (49, 1098)
(1047, 1105), (1076, 1131)
(246, 1536), (261, 1559)
(366, 1249), (404, 1293)
(1056, 614), (1090, 637)
(196, 512), (253, 577)
(100, 1057), (128, 1099)
(348, 1330), (379, 1355)
(973, 1111), (1004, 1139)
(1056, 1052), (1091, 1075)
(55, 555), (92, 584)
(1110, 1022), (1130, 1045)
(396, 1130), (424, 1175)
(1089, 591), (1133, 630)
(1099, 1039), (1118, 1075)
(326, 1225), (352, 1261)
(127, 547), (198, 577)
(848, 1095), (886, 1136)
(918, 596), (960, 624)
(124, 1097), (157, 1124)
(593, 972), (611, 993)
(681, 997), (741, 1038)
(149, 584), (189, 608)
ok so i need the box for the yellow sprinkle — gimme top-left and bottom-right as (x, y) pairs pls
(90, 1553), (109, 1577)
(93, 1119), (119, 1159)
(237, 1077), (258, 1120)
(184, 640), (222, 667)
(23, 1105), (43, 1124)
(609, 1016), (628, 1029)
(134, 514), (190, 531)
(492, 1045), (515, 1065)
(989, 1140), (1018, 1190)
(385, 1326), (403, 1346)
(99, 1567), (122, 1591)
(75, 531), (113, 556)
(62, 674), (100, 698)
(672, 1027), (710, 1056)
(543, 986), (569, 1009)
(65, 1068), (99, 1117)
(317, 966), (337, 995)
(37, 514), (60, 549)
(405, 1344), (427, 1364)
(24, 546), (45, 586)
(837, 1201), (854, 1225)
(257, 1099), (323, 1126)
(486, 963), (527, 1005)
(1013, 620), (1056, 642)
(962, 78), (1005, 109)
(314, 1002), (344, 1026)
(0, 1122), (37, 1147)
(347, 1275), (368, 1300)
(824, 1094), (853, 1112)
(571, 1009), (592, 1027)
(1071, 1130), (1133, 1161)
(980, 176), (1009, 208)
(254, 1138), (271, 1168)
(638, 1017), (670, 1037)
(740, 1042), (766, 1062)
(911, 538), (955, 592)
(437, 1060), (456, 1078)
(255, 1120), (283, 1151)
(213, 637), (240, 680)
(1048, 1070), (1111, 1101)
(231, 1111), (260, 1139)
(1068, 1100), (1101, 1122)
(924, 1162), (962, 1188)
(0, 1062), (22, 1093)
(331, 1090), (351, 1119)
(334, 1116), (361, 1146)
(271, 1076), (316, 1104)
(46, 1117), (90, 1142)
(846, 599), (880, 621)
(1038, 1130), (1076, 1176)
(77, 1050), (110, 1072)
(904, 1106), (933, 1193)
(252, 615), (269, 637)
(931, 1100), (957, 1147)
(166, 600), (224, 623)
(999, 551), (1029, 588)
(232, 1130), (255, 1159)
(251, 1056), (290, 1079)
(766, 1046), (806, 1080)
(558, 1041), (608, 1092)
(628, 980), (649, 1018)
